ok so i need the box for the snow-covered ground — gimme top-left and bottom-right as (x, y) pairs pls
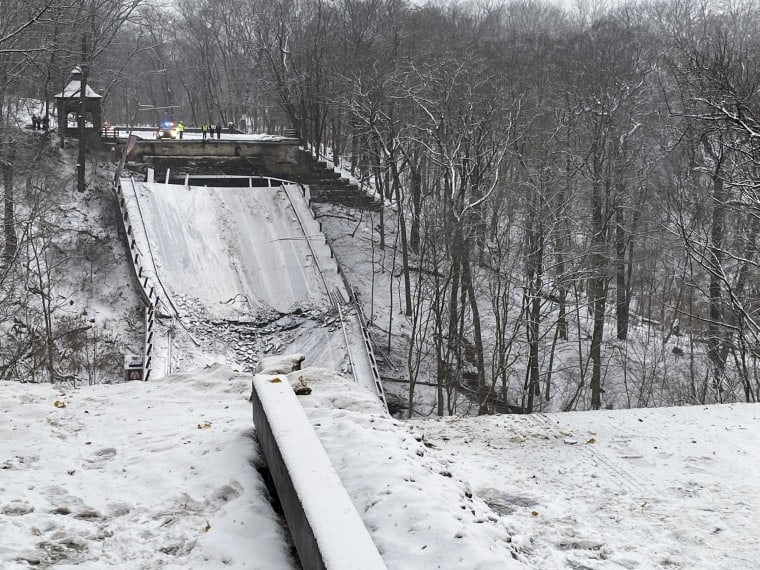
(418, 404), (760, 569)
(0, 367), (296, 569)
(3, 367), (759, 569)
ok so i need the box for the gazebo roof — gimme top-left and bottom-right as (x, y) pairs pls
(54, 80), (102, 99)
(54, 67), (102, 99)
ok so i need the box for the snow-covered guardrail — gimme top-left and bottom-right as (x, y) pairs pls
(251, 374), (387, 570)
(113, 177), (161, 381)
(351, 294), (387, 408)
(284, 183), (388, 411)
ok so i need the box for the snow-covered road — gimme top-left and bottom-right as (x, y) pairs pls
(123, 180), (365, 377)
(137, 183), (325, 316)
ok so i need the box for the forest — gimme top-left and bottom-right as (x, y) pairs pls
(1, 0), (759, 415)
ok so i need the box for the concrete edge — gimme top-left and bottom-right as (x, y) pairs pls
(251, 374), (387, 570)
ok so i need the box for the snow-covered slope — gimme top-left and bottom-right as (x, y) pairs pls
(417, 403), (760, 569)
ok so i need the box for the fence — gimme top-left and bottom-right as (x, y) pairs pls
(284, 183), (388, 411)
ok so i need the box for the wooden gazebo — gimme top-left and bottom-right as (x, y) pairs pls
(54, 66), (103, 143)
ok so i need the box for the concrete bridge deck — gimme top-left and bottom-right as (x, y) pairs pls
(107, 127), (379, 209)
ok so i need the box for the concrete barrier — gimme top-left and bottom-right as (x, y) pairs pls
(251, 375), (387, 570)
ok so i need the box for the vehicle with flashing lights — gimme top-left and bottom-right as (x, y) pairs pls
(156, 121), (178, 140)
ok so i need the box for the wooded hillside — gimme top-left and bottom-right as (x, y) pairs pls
(2, 0), (759, 413)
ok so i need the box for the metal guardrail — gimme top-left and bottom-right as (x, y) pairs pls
(113, 177), (162, 381)
(101, 127), (122, 141)
(295, 150), (386, 405)
(174, 175), (298, 187)
(352, 296), (388, 410)
(283, 183), (388, 411)
(296, 186), (388, 409)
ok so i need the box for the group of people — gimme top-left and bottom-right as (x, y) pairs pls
(201, 122), (222, 140)
(31, 114), (49, 131)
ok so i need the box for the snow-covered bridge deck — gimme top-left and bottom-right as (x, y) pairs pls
(118, 177), (382, 400)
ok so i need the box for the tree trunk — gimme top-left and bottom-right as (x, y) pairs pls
(615, 204), (629, 340)
(77, 34), (89, 194)
(445, 219), (462, 408)
(525, 213), (544, 413)
(1, 138), (17, 265)
(409, 165), (422, 253)
(462, 251), (488, 414)
(390, 155), (412, 317)
(589, 176), (609, 410)
(706, 152), (728, 380)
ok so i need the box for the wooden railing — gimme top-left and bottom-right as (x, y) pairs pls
(101, 127), (122, 141)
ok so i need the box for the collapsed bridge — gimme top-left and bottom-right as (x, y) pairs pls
(113, 133), (388, 569)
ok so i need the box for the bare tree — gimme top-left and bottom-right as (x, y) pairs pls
(73, 0), (145, 192)
(664, 0), (760, 400)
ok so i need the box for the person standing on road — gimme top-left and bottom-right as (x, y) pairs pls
(177, 121), (185, 139)
(215, 121), (222, 140)
(201, 123), (208, 140)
